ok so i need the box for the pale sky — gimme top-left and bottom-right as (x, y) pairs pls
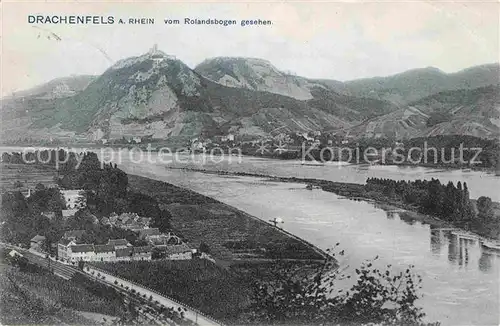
(2, 0), (499, 96)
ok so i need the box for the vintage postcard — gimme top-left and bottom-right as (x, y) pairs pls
(1, 1), (499, 325)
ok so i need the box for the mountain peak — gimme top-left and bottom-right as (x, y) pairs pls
(195, 56), (324, 100)
(111, 45), (177, 70)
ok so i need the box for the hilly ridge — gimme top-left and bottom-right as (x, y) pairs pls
(7, 75), (97, 99)
(339, 64), (500, 105)
(1, 49), (499, 143)
(345, 85), (500, 139)
(195, 57), (329, 100)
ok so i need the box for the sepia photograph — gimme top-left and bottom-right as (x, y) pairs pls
(0, 1), (499, 325)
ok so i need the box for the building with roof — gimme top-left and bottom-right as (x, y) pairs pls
(94, 244), (116, 262)
(132, 246), (153, 261)
(138, 228), (161, 240)
(161, 243), (193, 260)
(58, 238), (76, 260)
(30, 235), (46, 252)
(107, 239), (132, 249)
(67, 244), (96, 262)
(63, 230), (85, 241)
(62, 209), (78, 219)
(9, 249), (23, 258)
(148, 233), (182, 247)
(106, 212), (151, 230)
(61, 242), (150, 263)
(115, 247), (133, 261)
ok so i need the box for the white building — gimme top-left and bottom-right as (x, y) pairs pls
(61, 190), (85, 210)
(94, 244), (116, 262)
(67, 244), (96, 262)
(221, 134), (235, 142)
(58, 239), (151, 263)
(107, 239), (132, 249)
(58, 238), (76, 260)
(162, 244), (193, 260)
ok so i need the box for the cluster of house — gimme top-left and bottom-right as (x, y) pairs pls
(102, 212), (193, 260)
(190, 134), (236, 151)
(54, 228), (194, 263)
(57, 231), (153, 263)
(26, 188), (199, 263)
(137, 228), (193, 260)
(101, 212), (151, 231)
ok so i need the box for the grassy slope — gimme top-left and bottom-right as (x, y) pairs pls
(0, 263), (125, 325)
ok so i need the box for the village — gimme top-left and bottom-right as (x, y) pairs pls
(28, 188), (210, 265)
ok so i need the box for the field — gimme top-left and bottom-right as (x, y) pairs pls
(0, 262), (125, 325)
(127, 174), (326, 263)
(95, 259), (251, 322)
(0, 163), (57, 193)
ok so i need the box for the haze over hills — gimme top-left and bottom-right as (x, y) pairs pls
(1, 48), (499, 143)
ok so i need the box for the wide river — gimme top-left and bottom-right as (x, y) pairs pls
(2, 147), (499, 325)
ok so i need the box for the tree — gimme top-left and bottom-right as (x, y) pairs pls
(477, 196), (494, 219)
(35, 183), (46, 191)
(199, 242), (210, 254)
(245, 248), (435, 326)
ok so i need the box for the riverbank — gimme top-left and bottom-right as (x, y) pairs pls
(114, 173), (332, 323)
(166, 166), (499, 240)
(127, 173), (328, 263)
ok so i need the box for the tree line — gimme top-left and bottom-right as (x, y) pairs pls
(366, 177), (475, 223)
(365, 177), (499, 239)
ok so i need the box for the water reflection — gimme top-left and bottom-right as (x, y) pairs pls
(385, 211), (396, 219)
(448, 233), (476, 267)
(479, 251), (494, 272)
(430, 228), (445, 255)
(398, 211), (417, 225)
(384, 209), (497, 273)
